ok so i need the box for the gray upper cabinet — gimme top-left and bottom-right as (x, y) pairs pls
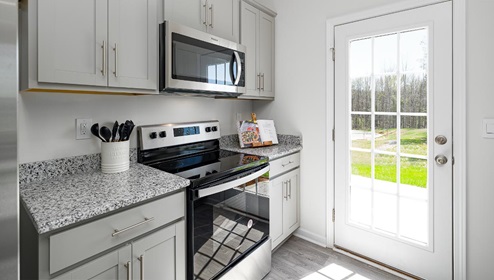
(240, 1), (275, 99)
(37, 0), (108, 87)
(36, 0), (158, 91)
(163, 0), (239, 43)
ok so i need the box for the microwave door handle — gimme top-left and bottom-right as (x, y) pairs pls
(230, 53), (236, 85)
(233, 51), (242, 86)
(197, 166), (269, 198)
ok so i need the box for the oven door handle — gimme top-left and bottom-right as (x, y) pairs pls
(197, 166), (269, 198)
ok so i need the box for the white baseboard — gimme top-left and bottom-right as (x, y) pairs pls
(293, 228), (327, 247)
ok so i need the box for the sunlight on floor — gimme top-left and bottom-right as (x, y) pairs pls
(300, 263), (371, 280)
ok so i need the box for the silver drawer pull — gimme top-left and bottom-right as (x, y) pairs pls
(112, 217), (155, 237)
(282, 160), (294, 167)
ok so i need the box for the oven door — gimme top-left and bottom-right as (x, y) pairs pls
(160, 21), (246, 97)
(187, 165), (270, 280)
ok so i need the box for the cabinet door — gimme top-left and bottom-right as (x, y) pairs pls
(38, 0), (107, 86)
(259, 11), (275, 98)
(269, 176), (284, 249)
(132, 221), (186, 280)
(53, 245), (131, 280)
(108, 0), (158, 90)
(208, 0), (240, 42)
(164, 0), (207, 33)
(283, 168), (300, 234)
(240, 1), (260, 97)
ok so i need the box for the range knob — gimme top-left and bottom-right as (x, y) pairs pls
(205, 127), (211, 133)
(149, 132), (157, 139)
(159, 131), (167, 138)
(206, 171), (211, 176)
(211, 126), (218, 132)
(212, 170), (218, 174)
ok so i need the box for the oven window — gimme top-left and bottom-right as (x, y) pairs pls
(193, 179), (269, 280)
(172, 33), (236, 86)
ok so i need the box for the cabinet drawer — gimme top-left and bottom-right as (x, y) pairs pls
(269, 153), (300, 178)
(50, 191), (184, 274)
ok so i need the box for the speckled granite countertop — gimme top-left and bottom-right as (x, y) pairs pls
(20, 157), (189, 235)
(220, 134), (302, 160)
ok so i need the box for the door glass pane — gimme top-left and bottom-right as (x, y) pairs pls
(351, 77), (372, 112)
(400, 29), (428, 73)
(348, 28), (430, 246)
(375, 115), (397, 153)
(351, 115), (371, 149)
(374, 33), (397, 74)
(401, 73), (427, 113)
(375, 75), (397, 112)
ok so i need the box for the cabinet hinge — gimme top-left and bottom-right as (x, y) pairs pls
(452, 156), (455, 165)
(332, 208), (335, 222)
(330, 48), (335, 62)
(332, 129), (335, 141)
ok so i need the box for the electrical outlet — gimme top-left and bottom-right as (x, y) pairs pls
(76, 118), (92, 140)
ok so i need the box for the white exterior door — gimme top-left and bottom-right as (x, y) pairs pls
(334, 2), (452, 279)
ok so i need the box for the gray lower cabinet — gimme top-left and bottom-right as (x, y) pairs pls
(20, 191), (186, 280)
(52, 221), (185, 280)
(269, 153), (301, 249)
(52, 245), (131, 280)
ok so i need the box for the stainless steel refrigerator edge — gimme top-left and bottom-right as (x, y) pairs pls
(0, 0), (19, 279)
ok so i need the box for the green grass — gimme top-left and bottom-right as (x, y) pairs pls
(351, 129), (428, 188)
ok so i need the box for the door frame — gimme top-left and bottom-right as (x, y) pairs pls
(325, 0), (466, 278)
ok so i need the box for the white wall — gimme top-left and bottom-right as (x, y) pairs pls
(253, 0), (407, 245)
(466, 0), (494, 278)
(18, 92), (252, 163)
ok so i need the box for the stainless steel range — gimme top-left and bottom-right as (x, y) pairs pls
(137, 121), (271, 280)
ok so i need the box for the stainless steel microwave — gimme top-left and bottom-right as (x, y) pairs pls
(159, 21), (246, 97)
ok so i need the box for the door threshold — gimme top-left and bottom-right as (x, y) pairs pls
(333, 245), (423, 280)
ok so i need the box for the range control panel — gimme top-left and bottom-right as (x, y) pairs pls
(138, 121), (221, 151)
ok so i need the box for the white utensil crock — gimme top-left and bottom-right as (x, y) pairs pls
(101, 141), (129, 173)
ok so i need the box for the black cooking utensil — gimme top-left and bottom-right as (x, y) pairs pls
(126, 120), (135, 141)
(118, 123), (125, 141)
(91, 123), (105, 142)
(100, 126), (112, 143)
(111, 121), (118, 142)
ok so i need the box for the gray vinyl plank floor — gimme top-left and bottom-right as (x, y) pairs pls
(265, 236), (403, 280)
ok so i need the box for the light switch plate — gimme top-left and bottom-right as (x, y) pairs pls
(482, 119), (494, 138)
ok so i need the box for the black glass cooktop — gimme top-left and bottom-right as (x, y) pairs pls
(147, 149), (268, 188)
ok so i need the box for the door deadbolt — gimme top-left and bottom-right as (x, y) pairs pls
(435, 135), (447, 145)
(435, 155), (448, 165)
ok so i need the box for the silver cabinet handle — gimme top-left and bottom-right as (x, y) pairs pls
(101, 40), (106, 77)
(282, 160), (294, 167)
(261, 73), (265, 90)
(202, 2), (208, 26)
(288, 179), (292, 199)
(257, 74), (261, 90)
(124, 261), (132, 280)
(282, 181), (287, 200)
(112, 43), (118, 77)
(209, 4), (213, 28)
(138, 255), (144, 280)
(112, 217), (155, 237)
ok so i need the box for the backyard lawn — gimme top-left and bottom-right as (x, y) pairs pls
(351, 128), (428, 188)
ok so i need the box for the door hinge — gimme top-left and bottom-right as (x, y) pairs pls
(332, 129), (335, 141)
(330, 48), (335, 61)
(452, 156), (455, 165)
(332, 208), (335, 222)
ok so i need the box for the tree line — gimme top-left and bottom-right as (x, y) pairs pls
(351, 73), (427, 131)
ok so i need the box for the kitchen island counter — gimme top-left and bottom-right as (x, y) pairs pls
(20, 159), (189, 235)
(220, 134), (302, 160)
